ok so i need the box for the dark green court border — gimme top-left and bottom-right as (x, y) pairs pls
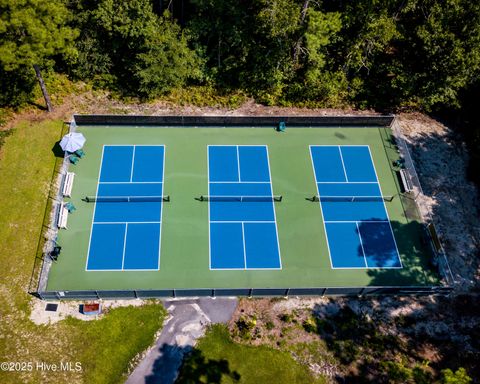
(35, 115), (452, 300)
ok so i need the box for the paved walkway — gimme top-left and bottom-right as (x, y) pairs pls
(125, 298), (237, 384)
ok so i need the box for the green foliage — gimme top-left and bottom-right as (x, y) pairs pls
(0, 0), (77, 106)
(69, 0), (201, 98)
(66, 304), (166, 384)
(265, 321), (275, 330)
(441, 368), (472, 384)
(178, 324), (324, 384)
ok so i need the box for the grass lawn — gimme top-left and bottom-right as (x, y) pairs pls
(0, 119), (166, 384)
(177, 324), (326, 384)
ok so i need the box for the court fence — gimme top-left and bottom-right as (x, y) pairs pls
(390, 120), (455, 286)
(72, 114), (394, 127)
(33, 285), (453, 301)
(29, 114), (455, 300)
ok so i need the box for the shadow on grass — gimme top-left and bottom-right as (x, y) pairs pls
(51, 140), (65, 158)
(144, 343), (240, 384)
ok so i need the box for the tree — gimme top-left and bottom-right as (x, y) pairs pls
(441, 368), (472, 384)
(0, 0), (78, 110)
(72, 0), (201, 98)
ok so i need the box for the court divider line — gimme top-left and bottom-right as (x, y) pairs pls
(242, 222), (247, 269)
(130, 145), (136, 182)
(338, 146), (349, 182)
(158, 145), (165, 270)
(265, 145), (283, 270)
(356, 222), (368, 267)
(121, 223), (128, 270)
(236, 145), (241, 182)
(207, 145), (212, 270)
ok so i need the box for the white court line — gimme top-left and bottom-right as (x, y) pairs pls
(236, 145), (241, 182)
(264, 145), (282, 270)
(324, 220), (389, 224)
(309, 145), (334, 270)
(121, 223), (128, 269)
(85, 146), (105, 271)
(99, 181), (163, 184)
(316, 181), (377, 184)
(209, 181), (270, 184)
(356, 221), (368, 267)
(338, 146), (349, 182)
(94, 221), (161, 224)
(207, 145), (212, 270)
(158, 145), (165, 270)
(366, 146), (403, 268)
(241, 222), (247, 269)
(210, 220), (275, 224)
(130, 145), (136, 182)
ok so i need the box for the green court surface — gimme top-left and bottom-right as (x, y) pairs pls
(46, 124), (439, 293)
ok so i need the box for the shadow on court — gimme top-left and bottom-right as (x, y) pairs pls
(366, 220), (438, 286)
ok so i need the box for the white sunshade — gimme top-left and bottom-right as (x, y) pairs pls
(59, 132), (86, 153)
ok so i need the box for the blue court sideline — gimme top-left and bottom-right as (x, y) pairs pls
(208, 145), (281, 270)
(310, 145), (402, 269)
(86, 145), (165, 271)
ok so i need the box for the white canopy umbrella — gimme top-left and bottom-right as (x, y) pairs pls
(59, 132), (86, 153)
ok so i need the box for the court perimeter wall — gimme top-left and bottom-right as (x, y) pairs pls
(35, 286), (453, 300)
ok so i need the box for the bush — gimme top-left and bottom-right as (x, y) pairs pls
(265, 321), (275, 331)
(441, 368), (472, 384)
(302, 317), (317, 333)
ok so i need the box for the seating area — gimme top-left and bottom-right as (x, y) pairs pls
(62, 172), (75, 197)
(399, 168), (413, 193)
(57, 201), (69, 229)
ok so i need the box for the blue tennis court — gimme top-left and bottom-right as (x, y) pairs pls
(310, 145), (402, 269)
(86, 145), (165, 271)
(208, 145), (281, 270)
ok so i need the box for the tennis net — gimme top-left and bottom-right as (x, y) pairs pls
(312, 195), (394, 202)
(85, 195), (170, 203)
(199, 195), (282, 202)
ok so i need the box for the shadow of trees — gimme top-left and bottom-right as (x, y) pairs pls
(144, 343), (240, 384)
(309, 294), (480, 383)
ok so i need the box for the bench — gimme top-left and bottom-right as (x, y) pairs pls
(399, 169), (413, 193)
(62, 172), (75, 197)
(57, 202), (69, 229)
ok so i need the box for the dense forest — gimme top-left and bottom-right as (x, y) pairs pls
(1, 0), (479, 174)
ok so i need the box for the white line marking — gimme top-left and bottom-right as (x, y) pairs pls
(121, 223), (128, 269)
(210, 220), (275, 223)
(236, 145), (241, 182)
(130, 145), (136, 182)
(242, 222), (247, 269)
(309, 145), (334, 270)
(356, 221), (368, 267)
(207, 145), (212, 270)
(99, 181), (163, 184)
(94, 221), (161, 224)
(316, 181), (377, 184)
(209, 181), (270, 184)
(265, 145), (283, 270)
(324, 220), (390, 223)
(366, 146), (403, 268)
(338, 146), (349, 182)
(85, 145), (105, 271)
(158, 145), (165, 270)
